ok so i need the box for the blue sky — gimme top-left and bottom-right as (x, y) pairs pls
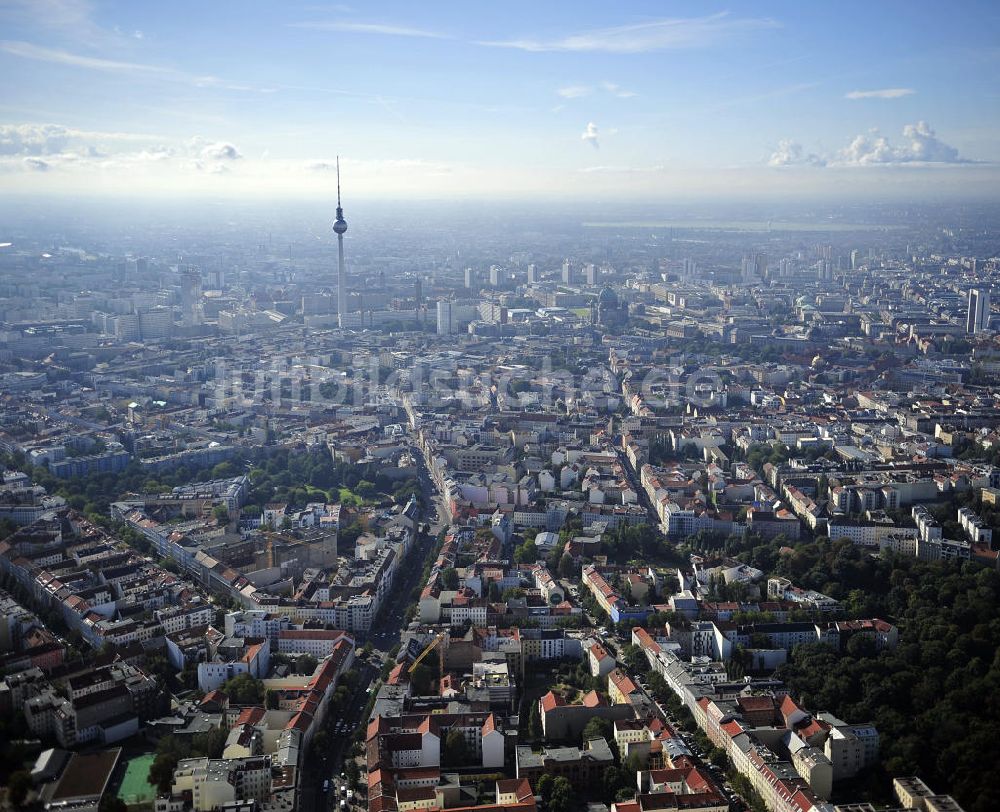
(1, 0), (998, 199)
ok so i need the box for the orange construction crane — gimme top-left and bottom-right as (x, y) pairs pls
(408, 631), (446, 679)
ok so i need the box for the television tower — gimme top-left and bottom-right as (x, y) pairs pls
(333, 156), (348, 322)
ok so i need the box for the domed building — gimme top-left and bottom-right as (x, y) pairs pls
(593, 286), (627, 328)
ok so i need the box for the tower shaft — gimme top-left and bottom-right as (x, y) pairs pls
(337, 233), (347, 319)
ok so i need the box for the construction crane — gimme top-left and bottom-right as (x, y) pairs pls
(408, 631), (446, 679)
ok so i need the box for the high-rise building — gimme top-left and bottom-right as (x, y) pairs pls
(436, 299), (453, 335)
(815, 260), (833, 281)
(742, 251), (769, 282)
(139, 307), (173, 341)
(967, 288), (991, 334)
(333, 157), (349, 323)
(527, 264), (538, 284)
(464, 268), (474, 288)
(113, 313), (140, 342)
(489, 265), (502, 287)
(850, 249), (861, 270)
(561, 259), (573, 285)
(180, 268), (203, 326)
(584, 263), (597, 285)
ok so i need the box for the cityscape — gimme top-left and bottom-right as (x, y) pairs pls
(0, 6), (999, 812)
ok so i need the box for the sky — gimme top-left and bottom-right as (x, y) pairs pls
(1, 0), (999, 201)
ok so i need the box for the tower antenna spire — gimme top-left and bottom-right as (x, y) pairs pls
(336, 155), (341, 208)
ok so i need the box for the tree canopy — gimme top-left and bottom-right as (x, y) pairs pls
(222, 673), (265, 705)
(773, 543), (1000, 812)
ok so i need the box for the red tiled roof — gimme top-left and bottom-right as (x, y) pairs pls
(609, 668), (639, 697)
(737, 696), (774, 712)
(540, 691), (565, 712)
(235, 706), (265, 726)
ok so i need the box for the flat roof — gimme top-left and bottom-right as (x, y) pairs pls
(52, 749), (122, 801)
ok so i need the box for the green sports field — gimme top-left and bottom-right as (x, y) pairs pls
(118, 754), (156, 807)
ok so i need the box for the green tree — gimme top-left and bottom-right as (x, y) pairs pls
(558, 552), (576, 580)
(528, 699), (543, 740)
(440, 567), (459, 590)
(99, 795), (128, 812)
(345, 759), (360, 789)
(410, 662), (435, 695)
(312, 730), (330, 756)
(7, 770), (32, 807)
(602, 766), (627, 804)
(513, 540), (538, 564)
(149, 751), (180, 793)
(536, 774), (554, 803)
(222, 673), (265, 705)
(582, 716), (613, 745)
(442, 729), (469, 766)
(549, 777), (574, 812)
(296, 654), (318, 675)
(192, 727), (228, 759)
(620, 643), (648, 675)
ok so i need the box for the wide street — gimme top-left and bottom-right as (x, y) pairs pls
(302, 443), (450, 812)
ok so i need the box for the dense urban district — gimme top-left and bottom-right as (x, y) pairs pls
(1, 203), (999, 812)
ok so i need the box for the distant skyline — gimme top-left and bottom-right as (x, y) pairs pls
(1, 0), (999, 199)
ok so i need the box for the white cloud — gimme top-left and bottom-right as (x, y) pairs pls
(845, 88), (915, 100)
(0, 123), (165, 156)
(199, 142), (242, 161)
(768, 139), (826, 167)
(286, 21), (447, 38)
(0, 123), (71, 155)
(769, 122), (970, 168)
(133, 147), (174, 162)
(0, 125), (248, 176)
(837, 121), (964, 164)
(558, 85), (591, 99)
(581, 122), (600, 149)
(482, 12), (778, 53)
